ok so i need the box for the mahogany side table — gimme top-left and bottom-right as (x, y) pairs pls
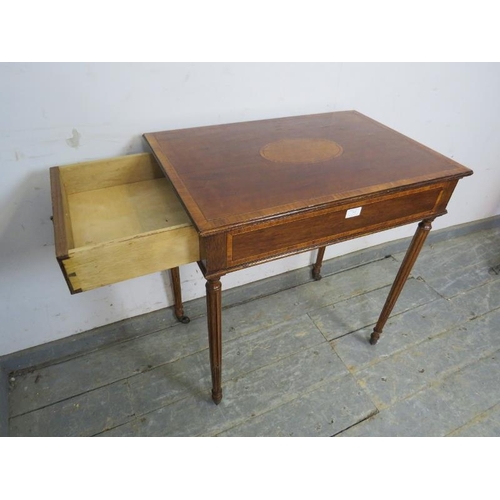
(143, 111), (473, 404)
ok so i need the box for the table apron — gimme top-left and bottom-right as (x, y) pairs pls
(198, 180), (458, 277)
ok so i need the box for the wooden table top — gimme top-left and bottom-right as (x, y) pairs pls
(144, 111), (472, 235)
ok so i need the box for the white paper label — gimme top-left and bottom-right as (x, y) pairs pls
(346, 207), (362, 218)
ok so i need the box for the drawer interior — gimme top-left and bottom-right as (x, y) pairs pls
(69, 177), (192, 247)
(51, 153), (199, 293)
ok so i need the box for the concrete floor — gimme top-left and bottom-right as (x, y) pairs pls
(7, 225), (500, 436)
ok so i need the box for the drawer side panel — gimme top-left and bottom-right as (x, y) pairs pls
(61, 153), (163, 195)
(50, 166), (74, 258)
(63, 226), (200, 293)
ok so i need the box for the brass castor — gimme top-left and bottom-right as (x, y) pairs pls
(312, 267), (322, 281)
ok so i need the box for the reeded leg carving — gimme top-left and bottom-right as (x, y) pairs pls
(170, 267), (190, 323)
(312, 246), (326, 281)
(370, 219), (434, 345)
(206, 278), (223, 404)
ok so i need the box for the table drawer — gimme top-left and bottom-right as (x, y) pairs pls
(50, 153), (200, 293)
(227, 184), (450, 267)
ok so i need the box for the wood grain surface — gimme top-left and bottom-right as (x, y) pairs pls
(144, 111), (472, 235)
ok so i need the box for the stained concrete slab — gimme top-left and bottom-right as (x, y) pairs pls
(394, 227), (500, 298)
(100, 343), (347, 437)
(6, 222), (500, 437)
(449, 279), (500, 320)
(9, 257), (399, 418)
(447, 403), (500, 437)
(0, 368), (8, 437)
(309, 277), (440, 341)
(219, 256), (403, 339)
(9, 381), (134, 437)
(353, 308), (500, 410)
(127, 315), (326, 415)
(9, 317), (212, 417)
(339, 351), (500, 437)
(217, 373), (377, 437)
(331, 297), (470, 374)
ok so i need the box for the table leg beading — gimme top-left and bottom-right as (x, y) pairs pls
(206, 277), (223, 404)
(370, 218), (434, 345)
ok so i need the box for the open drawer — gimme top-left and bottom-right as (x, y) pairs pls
(50, 153), (200, 294)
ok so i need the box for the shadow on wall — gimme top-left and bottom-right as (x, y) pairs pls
(1, 132), (149, 260)
(0, 132), (150, 269)
(0, 168), (119, 354)
(0, 169), (54, 259)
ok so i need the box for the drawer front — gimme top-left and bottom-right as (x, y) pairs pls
(228, 186), (446, 267)
(61, 225), (199, 293)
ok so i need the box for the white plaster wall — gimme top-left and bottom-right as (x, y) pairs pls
(1, 63), (499, 355)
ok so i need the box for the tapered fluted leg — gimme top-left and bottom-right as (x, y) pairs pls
(206, 278), (223, 404)
(170, 267), (190, 323)
(370, 219), (434, 345)
(312, 246), (326, 280)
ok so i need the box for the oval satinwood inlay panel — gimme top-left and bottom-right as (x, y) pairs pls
(260, 138), (343, 164)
